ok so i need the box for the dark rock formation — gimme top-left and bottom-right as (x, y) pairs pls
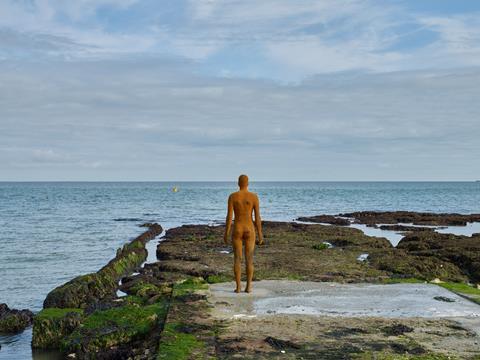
(32, 308), (83, 349)
(296, 215), (350, 226)
(33, 224), (164, 354)
(340, 211), (480, 226)
(377, 224), (436, 232)
(0, 303), (33, 333)
(397, 232), (480, 283)
(156, 221), (393, 284)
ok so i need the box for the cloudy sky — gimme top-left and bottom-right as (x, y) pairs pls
(1, 0), (479, 181)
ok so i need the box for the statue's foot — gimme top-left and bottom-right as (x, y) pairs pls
(244, 286), (252, 293)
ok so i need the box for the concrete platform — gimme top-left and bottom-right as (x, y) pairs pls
(209, 280), (480, 332)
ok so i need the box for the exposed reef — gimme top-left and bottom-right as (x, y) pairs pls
(340, 211), (480, 226)
(32, 223), (164, 358)
(0, 303), (33, 334)
(296, 214), (351, 226)
(43, 223), (162, 309)
(398, 231), (480, 283)
(29, 216), (480, 359)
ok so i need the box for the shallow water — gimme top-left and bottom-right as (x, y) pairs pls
(1, 181), (480, 358)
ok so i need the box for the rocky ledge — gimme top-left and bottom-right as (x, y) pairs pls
(32, 223), (164, 358)
(28, 216), (480, 359)
(298, 211), (480, 227)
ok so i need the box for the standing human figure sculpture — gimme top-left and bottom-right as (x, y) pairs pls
(224, 174), (263, 293)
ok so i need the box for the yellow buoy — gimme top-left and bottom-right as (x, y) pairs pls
(172, 186), (178, 193)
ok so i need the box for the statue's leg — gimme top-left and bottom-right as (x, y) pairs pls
(244, 233), (256, 293)
(232, 236), (243, 293)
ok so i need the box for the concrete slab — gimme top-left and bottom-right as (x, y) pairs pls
(209, 280), (480, 330)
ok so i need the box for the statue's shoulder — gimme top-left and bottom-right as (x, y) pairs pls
(248, 191), (259, 200)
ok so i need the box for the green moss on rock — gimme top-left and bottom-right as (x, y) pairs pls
(173, 278), (208, 297)
(157, 323), (207, 360)
(43, 224), (162, 309)
(0, 303), (34, 334)
(62, 302), (168, 355)
(32, 308), (84, 349)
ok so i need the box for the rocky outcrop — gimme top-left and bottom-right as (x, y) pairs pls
(340, 211), (480, 226)
(32, 308), (83, 349)
(296, 215), (350, 226)
(33, 224), (164, 356)
(156, 221), (393, 284)
(377, 224), (436, 232)
(368, 249), (467, 282)
(43, 224), (162, 309)
(0, 303), (33, 333)
(397, 232), (480, 283)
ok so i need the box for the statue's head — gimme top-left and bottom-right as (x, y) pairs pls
(238, 174), (249, 189)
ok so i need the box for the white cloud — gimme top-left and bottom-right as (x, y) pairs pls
(0, 58), (479, 180)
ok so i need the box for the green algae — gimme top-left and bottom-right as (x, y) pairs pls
(437, 282), (480, 304)
(206, 274), (231, 284)
(36, 308), (84, 320)
(157, 323), (209, 360)
(0, 314), (32, 334)
(312, 243), (331, 250)
(173, 278), (208, 297)
(32, 308), (84, 349)
(381, 278), (425, 284)
(63, 301), (168, 354)
(438, 282), (480, 295)
(43, 225), (162, 309)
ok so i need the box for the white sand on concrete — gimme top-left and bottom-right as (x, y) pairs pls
(209, 280), (480, 332)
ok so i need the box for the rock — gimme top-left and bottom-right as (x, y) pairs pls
(296, 215), (350, 226)
(156, 221), (393, 284)
(398, 232), (480, 283)
(377, 224), (436, 232)
(382, 323), (414, 336)
(265, 336), (301, 350)
(0, 303), (33, 333)
(339, 211), (480, 226)
(62, 302), (168, 359)
(43, 224), (162, 309)
(32, 308), (84, 349)
(368, 251), (466, 283)
(433, 296), (455, 303)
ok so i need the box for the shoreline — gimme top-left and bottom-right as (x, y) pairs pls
(2, 211), (480, 359)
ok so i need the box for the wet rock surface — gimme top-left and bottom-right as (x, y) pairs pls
(296, 215), (351, 226)
(31, 215), (480, 359)
(33, 224), (166, 359)
(0, 303), (33, 333)
(340, 210), (480, 226)
(43, 224), (162, 309)
(156, 221), (394, 284)
(398, 231), (480, 283)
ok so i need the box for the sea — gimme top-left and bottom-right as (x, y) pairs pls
(1, 181), (480, 359)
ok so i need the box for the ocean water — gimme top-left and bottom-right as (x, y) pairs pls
(1, 181), (480, 359)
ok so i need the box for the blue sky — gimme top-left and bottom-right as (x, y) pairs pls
(0, 0), (479, 180)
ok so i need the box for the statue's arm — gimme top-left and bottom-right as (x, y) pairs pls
(254, 195), (264, 245)
(224, 195), (233, 244)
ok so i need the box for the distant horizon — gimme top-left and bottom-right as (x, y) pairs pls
(1, 180), (479, 183)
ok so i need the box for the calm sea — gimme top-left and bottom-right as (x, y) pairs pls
(1, 181), (480, 359)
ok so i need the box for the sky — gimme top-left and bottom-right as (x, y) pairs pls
(0, 0), (479, 181)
